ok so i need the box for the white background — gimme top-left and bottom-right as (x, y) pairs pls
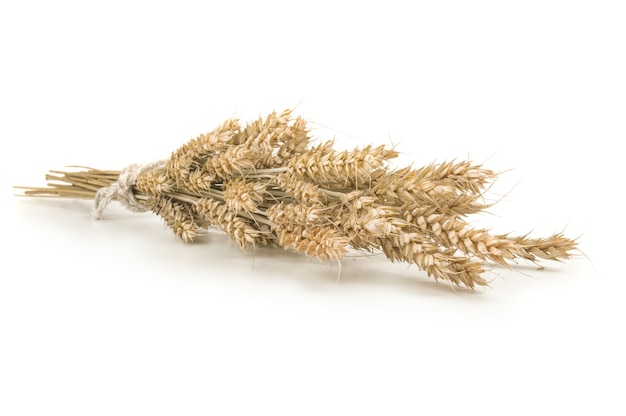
(1, 1), (624, 415)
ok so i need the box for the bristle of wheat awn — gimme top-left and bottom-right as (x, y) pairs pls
(17, 109), (578, 290)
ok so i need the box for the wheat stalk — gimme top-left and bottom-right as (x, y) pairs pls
(17, 110), (578, 289)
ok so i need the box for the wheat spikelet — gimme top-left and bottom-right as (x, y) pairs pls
(275, 172), (324, 205)
(271, 116), (310, 165)
(148, 196), (197, 243)
(195, 197), (267, 249)
(412, 160), (496, 194)
(289, 142), (398, 184)
(203, 145), (256, 183)
(166, 118), (241, 185)
(271, 223), (350, 262)
(135, 166), (174, 195)
(223, 178), (266, 213)
(511, 233), (577, 262)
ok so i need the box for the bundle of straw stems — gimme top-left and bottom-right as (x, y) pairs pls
(19, 109), (577, 289)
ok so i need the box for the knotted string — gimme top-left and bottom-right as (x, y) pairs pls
(93, 161), (163, 219)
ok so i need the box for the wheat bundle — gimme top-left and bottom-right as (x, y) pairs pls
(19, 109), (577, 289)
